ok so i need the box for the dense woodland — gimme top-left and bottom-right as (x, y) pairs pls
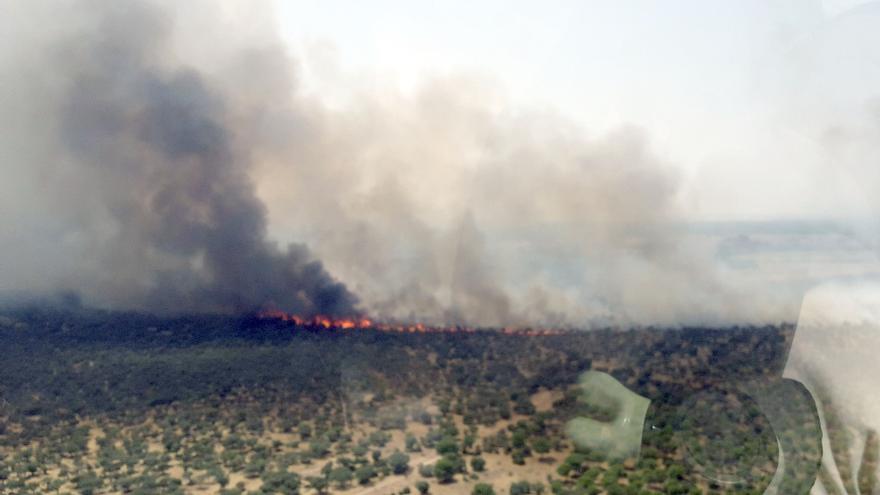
(0, 306), (795, 494)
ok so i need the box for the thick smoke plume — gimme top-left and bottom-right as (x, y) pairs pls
(1, 1), (355, 316)
(2, 0), (829, 326)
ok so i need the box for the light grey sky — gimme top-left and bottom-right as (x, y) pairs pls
(272, 0), (880, 222)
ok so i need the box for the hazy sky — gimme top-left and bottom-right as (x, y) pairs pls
(272, 0), (880, 221)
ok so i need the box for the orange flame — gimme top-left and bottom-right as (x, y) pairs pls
(255, 309), (564, 336)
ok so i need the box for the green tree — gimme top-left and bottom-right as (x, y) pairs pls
(329, 466), (353, 489)
(415, 480), (430, 494)
(260, 470), (300, 494)
(532, 437), (551, 454)
(436, 437), (459, 456)
(472, 482), (496, 495)
(511, 430), (527, 449)
(433, 457), (456, 483)
(74, 470), (103, 495)
(368, 431), (391, 447)
(356, 464), (376, 485)
(510, 481), (531, 495)
(309, 438), (331, 458)
(321, 461), (333, 477)
(208, 465), (228, 487)
(463, 434), (476, 453)
(244, 456), (266, 478)
(470, 456), (486, 472)
(306, 476), (329, 495)
(388, 450), (411, 475)
(406, 434), (421, 452)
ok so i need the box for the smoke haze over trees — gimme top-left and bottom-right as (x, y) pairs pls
(1, 0), (878, 326)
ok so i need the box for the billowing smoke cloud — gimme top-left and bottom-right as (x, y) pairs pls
(0, 1), (355, 316)
(254, 84), (797, 327)
(2, 0), (839, 326)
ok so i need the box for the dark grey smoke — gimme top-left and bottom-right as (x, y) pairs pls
(9, 0), (857, 327)
(41, 1), (355, 316)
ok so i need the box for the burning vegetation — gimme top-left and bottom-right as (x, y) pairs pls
(255, 309), (565, 336)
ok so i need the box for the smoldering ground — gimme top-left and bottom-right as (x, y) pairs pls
(4, 0), (857, 327)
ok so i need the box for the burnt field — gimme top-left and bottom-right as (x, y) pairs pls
(0, 307), (793, 494)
